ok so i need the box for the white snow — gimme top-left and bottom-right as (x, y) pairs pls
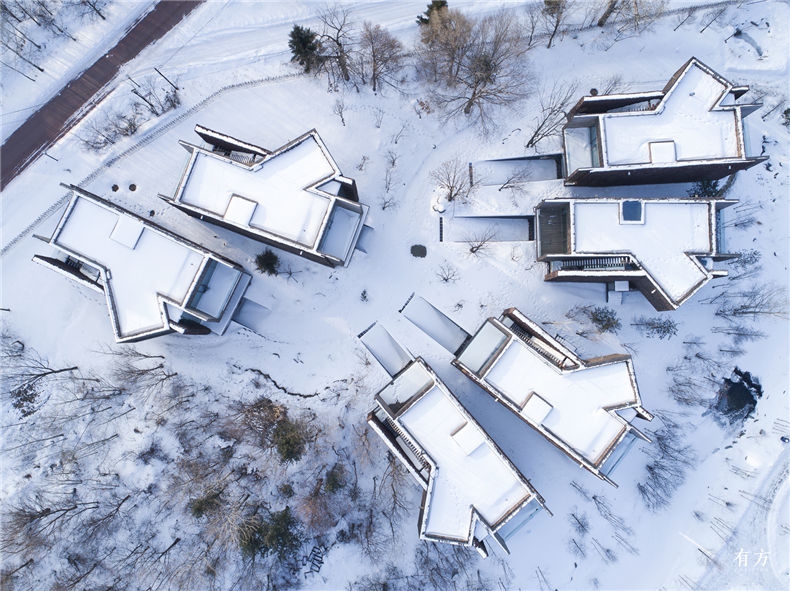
(397, 381), (535, 542)
(603, 62), (740, 165)
(564, 125), (598, 172)
(318, 202), (363, 260)
(52, 195), (204, 337)
(361, 322), (412, 378)
(573, 200), (712, 302)
(1, 0), (788, 589)
(176, 135), (336, 247)
(401, 295), (469, 354)
(479, 334), (636, 464)
(376, 358), (433, 406)
(49, 193), (242, 338)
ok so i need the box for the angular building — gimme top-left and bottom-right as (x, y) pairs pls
(453, 309), (653, 486)
(535, 197), (735, 310)
(562, 57), (766, 186)
(34, 185), (250, 343)
(165, 125), (369, 268)
(361, 323), (546, 555)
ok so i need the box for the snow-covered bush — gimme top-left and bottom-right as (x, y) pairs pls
(255, 248), (281, 276)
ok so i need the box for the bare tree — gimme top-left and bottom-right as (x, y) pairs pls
(523, 2), (544, 48)
(16, 0), (75, 40)
(386, 149), (399, 169)
(715, 285), (788, 321)
(296, 479), (335, 532)
(637, 414), (696, 511)
(611, 0), (666, 40)
(711, 324), (766, 345)
(356, 21), (403, 92)
(205, 493), (257, 553)
(375, 454), (411, 534)
(333, 97), (346, 126)
(498, 168), (532, 192)
(429, 11), (531, 128)
(383, 167), (395, 194)
(415, 6), (474, 85)
(431, 157), (473, 203)
(64, 0), (107, 21)
(132, 78), (180, 116)
(542, 0), (574, 49)
(0, 29), (44, 72)
(373, 107), (384, 128)
(466, 226), (497, 256)
(436, 262), (459, 283)
(318, 4), (354, 84)
(596, 0), (620, 27)
(103, 346), (178, 398)
(37, 1), (77, 40)
(525, 80), (578, 148)
(2, 335), (79, 417)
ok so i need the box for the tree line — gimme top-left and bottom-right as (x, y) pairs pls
(287, 1), (669, 131)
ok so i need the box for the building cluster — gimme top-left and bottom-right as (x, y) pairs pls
(35, 127), (369, 342)
(33, 58), (764, 555)
(360, 58), (764, 555)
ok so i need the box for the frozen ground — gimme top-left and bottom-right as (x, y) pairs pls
(1, 1), (788, 590)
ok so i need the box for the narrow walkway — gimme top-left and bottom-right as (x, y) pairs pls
(0, 0), (203, 190)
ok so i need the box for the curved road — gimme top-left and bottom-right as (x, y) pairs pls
(0, 0), (203, 191)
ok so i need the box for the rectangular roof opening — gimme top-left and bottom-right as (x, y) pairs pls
(620, 200), (643, 223)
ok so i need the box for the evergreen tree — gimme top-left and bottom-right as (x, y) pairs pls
(288, 24), (322, 73)
(255, 248), (280, 276)
(416, 0), (448, 25)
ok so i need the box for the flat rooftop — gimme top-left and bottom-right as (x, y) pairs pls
(384, 361), (535, 542)
(457, 320), (638, 466)
(572, 200), (712, 303)
(602, 62), (739, 166)
(178, 135), (340, 248)
(52, 195), (241, 339)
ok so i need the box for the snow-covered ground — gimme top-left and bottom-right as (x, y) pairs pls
(1, 1), (788, 590)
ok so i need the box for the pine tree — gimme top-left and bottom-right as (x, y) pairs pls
(288, 24), (322, 73)
(416, 0), (448, 25)
(255, 249), (280, 276)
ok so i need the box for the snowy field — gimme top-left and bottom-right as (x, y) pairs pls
(1, 1), (788, 590)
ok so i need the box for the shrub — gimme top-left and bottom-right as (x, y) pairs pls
(687, 179), (719, 198)
(272, 418), (307, 463)
(288, 24), (322, 73)
(255, 249), (280, 275)
(324, 463), (347, 494)
(632, 316), (678, 340)
(245, 507), (304, 560)
(278, 483), (295, 498)
(190, 488), (223, 518)
(416, 0), (448, 25)
(585, 306), (621, 333)
(241, 397), (286, 442)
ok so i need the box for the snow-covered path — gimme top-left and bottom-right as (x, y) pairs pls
(698, 445), (790, 589)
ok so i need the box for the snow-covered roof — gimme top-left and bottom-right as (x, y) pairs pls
(454, 310), (648, 476)
(563, 58), (765, 184)
(40, 187), (248, 342)
(371, 358), (541, 546)
(571, 199), (717, 303)
(169, 127), (367, 266)
(602, 61), (740, 165)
